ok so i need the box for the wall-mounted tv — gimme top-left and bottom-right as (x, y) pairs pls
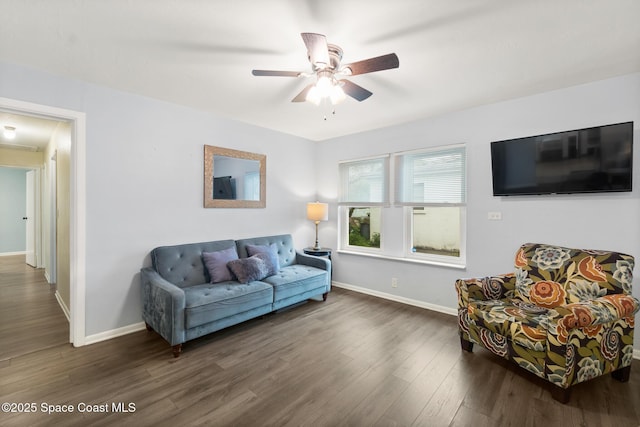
(491, 121), (633, 196)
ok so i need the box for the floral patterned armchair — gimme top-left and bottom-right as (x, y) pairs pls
(456, 243), (638, 403)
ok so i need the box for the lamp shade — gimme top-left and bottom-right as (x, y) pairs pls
(307, 202), (328, 222)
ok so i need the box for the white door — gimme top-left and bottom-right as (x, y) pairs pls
(25, 169), (36, 267)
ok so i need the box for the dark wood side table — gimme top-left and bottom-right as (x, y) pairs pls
(303, 247), (332, 260)
(303, 247), (332, 300)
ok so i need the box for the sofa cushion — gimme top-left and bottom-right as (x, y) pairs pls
(236, 234), (297, 268)
(152, 240), (236, 287)
(261, 264), (327, 303)
(246, 243), (280, 276)
(227, 255), (269, 284)
(202, 246), (239, 283)
(183, 281), (273, 329)
(468, 298), (549, 351)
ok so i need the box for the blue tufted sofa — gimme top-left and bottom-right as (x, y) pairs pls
(140, 234), (331, 356)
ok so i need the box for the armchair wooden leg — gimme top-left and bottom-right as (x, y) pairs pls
(611, 365), (631, 382)
(172, 344), (182, 358)
(322, 292), (328, 301)
(460, 336), (473, 352)
(550, 385), (571, 404)
(145, 322), (153, 332)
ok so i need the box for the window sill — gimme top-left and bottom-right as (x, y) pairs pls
(337, 249), (466, 270)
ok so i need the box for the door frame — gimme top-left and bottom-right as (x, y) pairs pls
(0, 97), (86, 347)
(25, 169), (38, 267)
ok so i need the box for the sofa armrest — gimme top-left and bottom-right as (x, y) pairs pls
(140, 267), (186, 346)
(295, 251), (331, 289)
(549, 294), (640, 342)
(455, 273), (516, 307)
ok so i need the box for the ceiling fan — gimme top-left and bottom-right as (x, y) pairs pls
(252, 33), (399, 105)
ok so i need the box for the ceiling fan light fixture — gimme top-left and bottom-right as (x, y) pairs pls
(306, 85), (322, 105)
(330, 84), (346, 105)
(3, 126), (16, 140)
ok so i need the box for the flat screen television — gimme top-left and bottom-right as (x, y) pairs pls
(491, 121), (633, 196)
(213, 176), (236, 199)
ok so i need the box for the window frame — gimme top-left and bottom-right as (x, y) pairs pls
(337, 145), (467, 268)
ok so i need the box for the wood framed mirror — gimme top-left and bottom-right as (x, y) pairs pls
(204, 145), (266, 208)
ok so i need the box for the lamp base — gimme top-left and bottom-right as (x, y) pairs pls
(313, 221), (321, 251)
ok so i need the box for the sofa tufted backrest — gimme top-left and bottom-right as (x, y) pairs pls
(235, 234), (297, 268)
(151, 240), (236, 287)
(514, 243), (634, 308)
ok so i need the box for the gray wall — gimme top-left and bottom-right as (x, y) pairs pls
(1, 58), (639, 351)
(315, 73), (640, 323)
(0, 167), (27, 253)
(0, 60), (319, 336)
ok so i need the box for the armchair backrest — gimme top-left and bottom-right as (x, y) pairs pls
(514, 243), (634, 308)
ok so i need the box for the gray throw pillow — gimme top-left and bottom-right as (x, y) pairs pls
(246, 243), (280, 276)
(202, 246), (238, 283)
(227, 255), (269, 284)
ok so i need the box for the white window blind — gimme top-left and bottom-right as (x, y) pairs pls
(338, 156), (389, 205)
(396, 146), (466, 205)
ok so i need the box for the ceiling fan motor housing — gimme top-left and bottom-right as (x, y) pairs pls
(311, 43), (343, 72)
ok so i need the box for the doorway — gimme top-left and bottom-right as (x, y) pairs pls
(0, 96), (86, 347)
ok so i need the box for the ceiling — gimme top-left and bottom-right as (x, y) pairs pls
(0, 1), (639, 142)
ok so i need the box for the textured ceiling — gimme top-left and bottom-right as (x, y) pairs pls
(0, 0), (639, 141)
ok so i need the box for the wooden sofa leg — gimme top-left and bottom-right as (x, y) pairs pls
(145, 322), (153, 332)
(460, 336), (473, 352)
(550, 386), (571, 403)
(172, 344), (182, 358)
(612, 365), (631, 382)
(322, 292), (328, 301)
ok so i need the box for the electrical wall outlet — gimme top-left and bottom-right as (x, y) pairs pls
(391, 278), (398, 288)
(488, 211), (502, 220)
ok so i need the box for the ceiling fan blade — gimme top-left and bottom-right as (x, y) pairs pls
(291, 84), (315, 102)
(252, 70), (302, 77)
(342, 53), (399, 76)
(301, 32), (330, 68)
(341, 79), (373, 102)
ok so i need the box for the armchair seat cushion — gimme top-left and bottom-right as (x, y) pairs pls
(184, 281), (273, 329)
(469, 299), (549, 351)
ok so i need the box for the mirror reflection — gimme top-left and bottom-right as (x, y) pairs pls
(204, 145), (266, 208)
(213, 156), (260, 201)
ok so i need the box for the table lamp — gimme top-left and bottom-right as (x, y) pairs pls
(307, 202), (328, 250)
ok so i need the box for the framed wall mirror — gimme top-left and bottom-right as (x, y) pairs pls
(204, 145), (266, 208)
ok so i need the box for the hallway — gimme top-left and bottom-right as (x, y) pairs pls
(0, 255), (68, 361)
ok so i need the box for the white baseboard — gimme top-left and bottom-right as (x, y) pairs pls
(84, 322), (147, 346)
(331, 281), (640, 360)
(54, 290), (70, 322)
(332, 281), (457, 316)
(0, 251), (26, 257)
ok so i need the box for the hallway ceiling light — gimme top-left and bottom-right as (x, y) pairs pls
(3, 126), (16, 139)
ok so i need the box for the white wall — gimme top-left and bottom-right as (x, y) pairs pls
(0, 60), (318, 336)
(315, 73), (640, 326)
(0, 167), (27, 253)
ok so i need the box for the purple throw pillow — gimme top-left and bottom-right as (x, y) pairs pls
(227, 255), (269, 284)
(202, 246), (238, 283)
(246, 243), (280, 276)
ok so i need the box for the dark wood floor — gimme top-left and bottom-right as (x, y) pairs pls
(0, 255), (68, 361)
(1, 256), (639, 426)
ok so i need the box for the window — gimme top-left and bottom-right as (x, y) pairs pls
(397, 145), (466, 264)
(338, 156), (388, 251)
(338, 146), (466, 267)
